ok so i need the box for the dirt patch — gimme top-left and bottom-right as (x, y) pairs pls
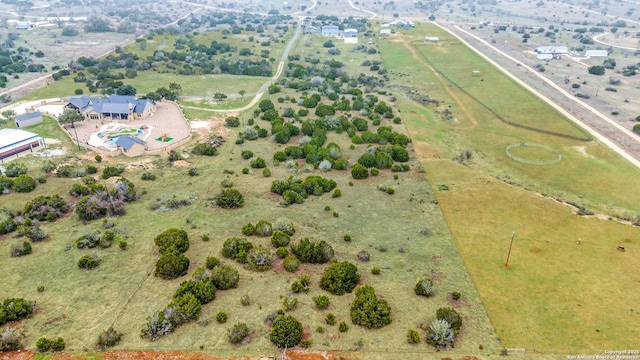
(286, 351), (359, 360)
(125, 159), (155, 171)
(172, 160), (191, 167)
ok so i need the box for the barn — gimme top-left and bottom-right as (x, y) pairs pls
(0, 129), (45, 161)
(15, 112), (43, 128)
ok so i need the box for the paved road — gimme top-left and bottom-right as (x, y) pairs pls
(435, 22), (640, 169)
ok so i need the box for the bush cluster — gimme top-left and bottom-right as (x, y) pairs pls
(101, 165), (125, 179)
(0, 298), (35, 326)
(350, 285), (392, 329)
(291, 238), (334, 264)
(12, 174), (36, 193)
(320, 261), (360, 295)
(155, 250), (189, 279)
(254, 220), (272, 236)
(141, 293), (201, 340)
(96, 327), (123, 349)
(0, 327), (24, 351)
(36, 337), (65, 352)
(271, 231), (291, 247)
(283, 255), (300, 272)
(23, 195), (70, 222)
(78, 254), (101, 269)
(192, 143), (217, 156)
(76, 230), (116, 249)
(273, 217), (295, 235)
(205, 256), (220, 270)
(246, 247), (273, 271)
(10, 241), (32, 257)
(228, 322), (250, 344)
(222, 237), (253, 262)
(271, 175), (337, 205)
(414, 278), (435, 297)
(314, 295), (330, 310)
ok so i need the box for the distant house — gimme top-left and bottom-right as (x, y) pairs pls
(115, 135), (147, 157)
(380, 28), (391, 37)
(65, 95), (156, 121)
(15, 21), (32, 30)
(0, 128), (45, 161)
(321, 25), (339, 37)
(385, 20), (414, 29)
(534, 46), (568, 54)
(585, 50), (608, 58)
(15, 112), (42, 128)
(344, 29), (358, 38)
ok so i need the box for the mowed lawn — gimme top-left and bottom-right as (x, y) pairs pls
(380, 24), (640, 352)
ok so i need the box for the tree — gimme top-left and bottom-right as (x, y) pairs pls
(1, 109), (15, 122)
(588, 65), (605, 75)
(270, 315), (303, 348)
(116, 84), (136, 96)
(259, 99), (274, 112)
(349, 285), (392, 329)
(320, 261), (360, 295)
(58, 109), (84, 149)
(85, 17), (114, 32)
(213, 92), (227, 101)
(239, 90), (246, 99)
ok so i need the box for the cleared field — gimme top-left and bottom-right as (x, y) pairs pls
(380, 23), (640, 352)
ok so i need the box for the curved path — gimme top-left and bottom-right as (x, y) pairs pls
(347, 0), (377, 19)
(439, 22), (640, 169)
(593, 32), (640, 50)
(183, 18), (303, 114)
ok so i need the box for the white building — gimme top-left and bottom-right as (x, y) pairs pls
(534, 46), (568, 54)
(0, 129), (45, 161)
(585, 50), (609, 58)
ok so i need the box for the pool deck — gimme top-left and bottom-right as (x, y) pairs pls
(68, 101), (191, 152)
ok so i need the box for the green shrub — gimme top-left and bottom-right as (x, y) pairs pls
(0, 176), (14, 193)
(216, 311), (228, 323)
(262, 167), (271, 177)
(210, 265), (240, 290)
(451, 291), (461, 300)
(76, 230), (116, 249)
(41, 160), (56, 173)
(206, 256), (220, 269)
(254, 220), (273, 236)
(250, 157), (266, 168)
(154, 250), (189, 279)
(241, 150), (254, 159)
(271, 231), (291, 247)
(371, 266), (381, 275)
(96, 327), (123, 349)
(414, 278), (435, 297)
(301, 339), (312, 348)
(343, 234), (351, 242)
(386, 187), (395, 195)
(0, 327), (24, 351)
(78, 254), (101, 269)
(4, 163), (27, 177)
(283, 255), (300, 272)
(95, 154), (102, 162)
(101, 165), (124, 179)
(19, 224), (47, 242)
(226, 116), (240, 127)
(0, 298), (35, 326)
(10, 241), (32, 257)
(215, 189), (244, 209)
(270, 315), (302, 348)
(192, 143), (217, 156)
(188, 167), (200, 176)
(320, 261), (360, 295)
(370, 168), (379, 176)
(325, 313), (336, 325)
(246, 247), (273, 271)
(291, 238), (334, 264)
(274, 151), (287, 162)
(332, 189), (341, 198)
(242, 222), (255, 236)
(69, 183), (90, 197)
(283, 296), (298, 311)
(222, 237), (253, 260)
(351, 163), (369, 179)
(174, 278), (216, 305)
(350, 285), (392, 328)
(75, 196), (108, 221)
(12, 175), (36, 192)
(436, 307), (463, 332)
(276, 247), (289, 258)
(426, 319), (454, 347)
(141, 171), (156, 180)
(154, 228), (189, 254)
(228, 322), (250, 344)
(314, 295), (330, 310)
(86, 165), (98, 174)
(36, 337), (51, 352)
(407, 329), (420, 344)
(339, 321), (349, 332)
(50, 337), (65, 351)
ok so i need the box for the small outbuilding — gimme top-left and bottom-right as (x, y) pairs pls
(585, 50), (609, 58)
(0, 128), (45, 161)
(116, 135), (147, 157)
(15, 112), (43, 128)
(425, 36), (440, 42)
(380, 28), (391, 37)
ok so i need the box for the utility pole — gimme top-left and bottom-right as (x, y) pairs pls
(505, 231), (515, 268)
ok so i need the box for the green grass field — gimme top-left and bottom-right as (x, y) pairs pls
(379, 23), (640, 352)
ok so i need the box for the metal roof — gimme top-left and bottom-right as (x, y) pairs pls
(0, 129), (41, 149)
(16, 112), (42, 121)
(115, 135), (146, 150)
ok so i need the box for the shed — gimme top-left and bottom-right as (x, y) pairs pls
(0, 128), (45, 161)
(585, 50), (609, 58)
(15, 112), (43, 128)
(344, 28), (358, 38)
(425, 36), (440, 42)
(537, 53), (554, 60)
(380, 28), (391, 37)
(116, 135), (147, 157)
(15, 21), (31, 30)
(534, 46), (568, 54)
